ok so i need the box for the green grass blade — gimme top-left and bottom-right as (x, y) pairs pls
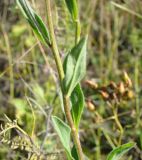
(111, 1), (142, 19)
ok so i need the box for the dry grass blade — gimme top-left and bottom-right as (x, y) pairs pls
(111, 1), (142, 19)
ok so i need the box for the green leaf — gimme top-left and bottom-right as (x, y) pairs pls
(71, 84), (84, 130)
(16, 0), (51, 45)
(107, 142), (136, 160)
(52, 116), (73, 160)
(63, 37), (87, 96)
(71, 145), (79, 160)
(65, 0), (78, 21)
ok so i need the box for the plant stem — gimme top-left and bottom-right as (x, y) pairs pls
(113, 107), (123, 145)
(45, 0), (83, 159)
(75, 20), (81, 44)
(64, 95), (84, 160)
(72, 7), (84, 160)
(45, 0), (64, 81)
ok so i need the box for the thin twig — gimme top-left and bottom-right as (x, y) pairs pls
(40, 107), (52, 150)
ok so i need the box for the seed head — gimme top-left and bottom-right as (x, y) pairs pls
(86, 101), (95, 111)
(123, 71), (132, 88)
(100, 91), (109, 100)
(118, 82), (125, 94)
(85, 80), (98, 90)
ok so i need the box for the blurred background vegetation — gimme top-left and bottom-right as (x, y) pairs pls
(0, 0), (142, 159)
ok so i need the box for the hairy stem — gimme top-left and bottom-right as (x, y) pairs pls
(45, 0), (83, 159)
(45, 0), (64, 81)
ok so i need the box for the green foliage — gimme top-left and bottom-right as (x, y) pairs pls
(129, 28), (142, 50)
(16, 0), (51, 45)
(71, 145), (79, 160)
(107, 142), (136, 160)
(52, 116), (73, 160)
(11, 24), (27, 37)
(32, 83), (47, 106)
(0, 0), (139, 159)
(71, 84), (84, 130)
(65, 0), (78, 21)
(63, 37), (87, 96)
(10, 98), (34, 133)
(10, 98), (28, 121)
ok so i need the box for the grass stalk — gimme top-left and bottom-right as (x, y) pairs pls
(134, 57), (140, 127)
(2, 27), (14, 99)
